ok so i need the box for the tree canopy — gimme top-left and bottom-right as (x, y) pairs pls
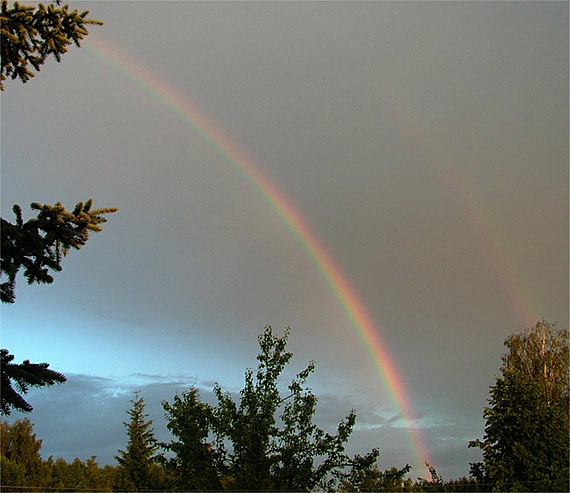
(161, 326), (382, 492)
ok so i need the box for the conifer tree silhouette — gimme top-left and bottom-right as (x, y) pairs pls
(0, 0), (103, 90)
(0, 349), (66, 415)
(1, 200), (117, 303)
(1, 2), (113, 415)
(116, 392), (161, 490)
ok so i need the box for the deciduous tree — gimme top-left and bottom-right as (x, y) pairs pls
(339, 453), (410, 492)
(469, 320), (569, 492)
(163, 326), (375, 491)
(162, 387), (222, 491)
(0, 419), (49, 488)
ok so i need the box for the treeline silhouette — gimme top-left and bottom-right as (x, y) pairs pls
(2, 324), (568, 493)
(1, 419), (564, 493)
(1, 328), (479, 493)
(0, 417), (483, 492)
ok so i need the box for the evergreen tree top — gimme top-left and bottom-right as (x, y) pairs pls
(0, 0), (103, 90)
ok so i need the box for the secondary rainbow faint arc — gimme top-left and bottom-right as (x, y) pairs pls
(86, 35), (432, 473)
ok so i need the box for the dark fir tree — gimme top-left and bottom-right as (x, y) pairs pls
(1, 201), (115, 415)
(162, 388), (223, 491)
(0, 349), (66, 415)
(1, 200), (117, 304)
(116, 392), (161, 491)
(1, 200), (115, 414)
(1, 0), (115, 420)
(469, 320), (569, 492)
(0, 0), (102, 90)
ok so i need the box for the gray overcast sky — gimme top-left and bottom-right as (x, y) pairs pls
(1, 0), (568, 480)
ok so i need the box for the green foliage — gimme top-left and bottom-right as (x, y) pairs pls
(469, 320), (569, 492)
(211, 327), (295, 490)
(503, 319), (568, 406)
(162, 387), (223, 490)
(0, 454), (28, 492)
(0, 0), (102, 90)
(43, 456), (116, 491)
(162, 326), (368, 491)
(1, 200), (117, 304)
(339, 454), (411, 492)
(2, 419), (132, 491)
(115, 392), (161, 491)
(2, 416), (464, 493)
(0, 349), (66, 415)
(0, 418), (49, 489)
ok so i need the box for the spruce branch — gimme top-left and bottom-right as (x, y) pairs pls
(0, 0), (103, 90)
(1, 199), (117, 303)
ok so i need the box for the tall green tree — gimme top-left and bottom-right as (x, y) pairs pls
(163, 326), (374, 491)
(116, 392), (161, 491)
(162, 387), (223, 491)
(469, 320), (569, 492)
(0, 349), (66, 415)
(0, 0), (102, 90)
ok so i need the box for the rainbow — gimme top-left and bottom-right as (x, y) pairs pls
(86, 35), (432, 474)
(386, 95), (540, 328)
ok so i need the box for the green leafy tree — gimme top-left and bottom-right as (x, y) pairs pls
(339, 453), (411, 492)
(46, 456), (75, 491)
(0, 349), (66, 415)
(116, 392), (161, 491)
(0, 0), (102, 90)
(0, 419), (49, 489)
(440, 476), (483, 493)
(1, 420), (120, 491)
(211, 326), (294, 490)
(269, 357), (368, 491)
(164, 326), (373, 491)
(469, 320), (569, 491)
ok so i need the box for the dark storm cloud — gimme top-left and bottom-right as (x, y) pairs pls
(4, 372), (482, 480)
(4, 374), (193, 463)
